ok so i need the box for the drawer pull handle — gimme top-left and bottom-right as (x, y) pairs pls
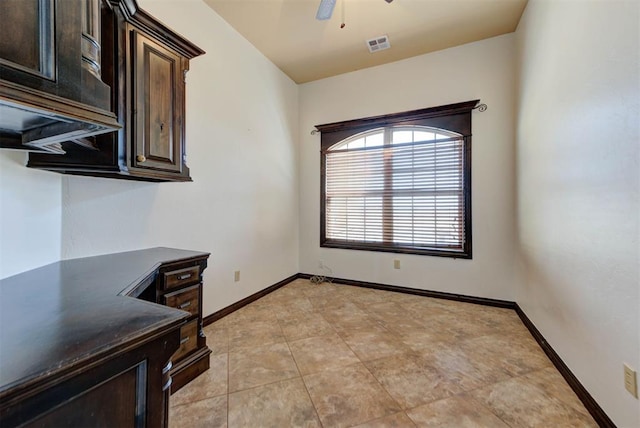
(178, 301), (191, 309)
(176, 273), (192, 280)
(162, 361), (173, 374)
(136, 154), (146, 163)
(180, 337), (190, 345)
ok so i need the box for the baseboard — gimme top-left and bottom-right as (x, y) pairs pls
(514, 305), (616, 428)
(299, 273), (515, 309)
(202, 272), (614, 427)
(202, 273), (300, 326)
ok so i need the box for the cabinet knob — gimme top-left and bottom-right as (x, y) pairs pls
(136, 155), (146, 163)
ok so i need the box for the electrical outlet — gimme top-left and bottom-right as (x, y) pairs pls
(393, 259), (400, 269)
(234, 271), (240, 282)
(624, 364), (638, 398)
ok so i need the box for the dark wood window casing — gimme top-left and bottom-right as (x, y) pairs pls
(316, 100), (478, 259)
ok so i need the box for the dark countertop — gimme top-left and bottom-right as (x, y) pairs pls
(0, 247), (209, 399)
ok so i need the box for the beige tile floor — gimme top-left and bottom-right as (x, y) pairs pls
(169, 279), (597, 428)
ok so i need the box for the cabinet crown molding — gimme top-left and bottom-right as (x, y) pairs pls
(114, 0), (205, 58)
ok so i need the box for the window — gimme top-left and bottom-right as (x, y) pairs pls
(317, 100), (477, 258)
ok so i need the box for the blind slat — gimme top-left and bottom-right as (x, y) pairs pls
(324, 125), (468, 251)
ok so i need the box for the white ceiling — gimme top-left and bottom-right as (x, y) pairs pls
(203, 0), (528, 83)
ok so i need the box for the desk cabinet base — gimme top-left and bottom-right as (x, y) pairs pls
(171, 347), (212, 394)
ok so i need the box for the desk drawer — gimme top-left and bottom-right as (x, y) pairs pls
(163, 265), (200, 291)
(174, 319), (198, 361)
(164, 285), (199, 317)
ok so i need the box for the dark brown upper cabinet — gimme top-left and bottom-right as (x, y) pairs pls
(131, 30), (184, 175)
(28, 0), (205, 182)
(0, 0), (120, 153)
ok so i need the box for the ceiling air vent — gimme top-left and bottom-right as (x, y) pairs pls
(366, 35), (391, 53)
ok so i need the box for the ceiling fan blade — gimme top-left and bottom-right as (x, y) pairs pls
(316, 0), (336, 20)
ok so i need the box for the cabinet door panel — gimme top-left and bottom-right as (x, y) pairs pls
(148, 52), (173, 161)
(21, 361), (147, 428)
(132, 30), (182, 173)
(0, 0), (55, 79)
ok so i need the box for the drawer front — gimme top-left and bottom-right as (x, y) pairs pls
(163, 265), (200, 290)
(174, 320), (198, 361)
(164, 285), (199, 317)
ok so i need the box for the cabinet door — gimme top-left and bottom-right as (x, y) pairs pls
(0, 0), (55, 80)
(24, 363), (143, 428)
(131, 30), (184, 174)
(0, 0), (111, 109)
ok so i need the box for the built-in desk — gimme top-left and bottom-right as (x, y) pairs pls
(0, 247), (210, 427)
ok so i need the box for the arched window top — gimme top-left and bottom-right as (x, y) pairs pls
(328, 126), (462, 151)
(328, 128), (384, 151)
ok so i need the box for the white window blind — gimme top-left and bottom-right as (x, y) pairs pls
(325, 126), (466, 252)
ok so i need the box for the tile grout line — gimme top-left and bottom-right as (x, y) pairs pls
(320, 293), (407, 425)
(276, 284), (328, 426)
(282, 337), (325, 427)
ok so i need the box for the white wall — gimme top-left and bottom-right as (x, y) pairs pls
(0, 151), (61, 278)
(515, 1), (640, 426)
(60, 0), (300, 316)
(299, 35), (518, 301)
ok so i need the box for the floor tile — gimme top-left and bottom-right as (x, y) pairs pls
(347, 288), (390, 306)
(302, 282), (342, 297)
(274, 283), (310, 297)
(383, 291), (425, 304)
(401, 297), (463, 315)
(228, 342), (299, 392)
(324, 311), (388, 335)
(365, 302), (430, 334)
(461, 333), (551, 377)
(438, 313), (502, 340)
(225, 302), (274, 322)
(364, 301), (409, 317)
(171, 353), (228, 406)
(169, 395), (227, 428)
(406, 394), (510, 427)
(308, 294), (356, 311)
(304, 363), (401, 428)
(471, 376), (598, 428)
(227, 319), (285, 351)
(398, 329), (460, 352)
(289, 333), (360, 375)
(521, 367), (594, 417)
(418, 344), (511, 386)
(203, 322), (229, 355)
(353, 411), (417, 427)
(340, 330), (410, 361)
(365, 353), (481, 409)
(271, 296), (316, 318)
(228, 378), (321, 428)
(278, 312), (335, 341)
